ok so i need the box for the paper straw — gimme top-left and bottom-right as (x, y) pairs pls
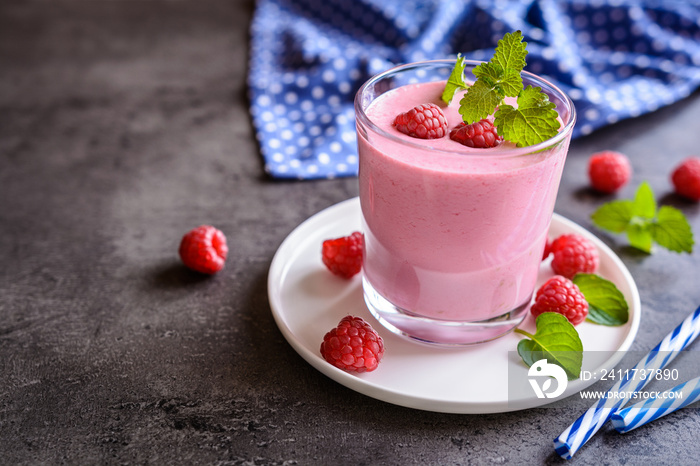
(610, 376), (700, 433)
(553, 305), (700, 460)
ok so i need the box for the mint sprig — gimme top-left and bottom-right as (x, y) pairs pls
(573, 273), (629, 326)
(514, 312), (583, 381)
(444, 30), (560, 147)
(591, 181), (694, 253)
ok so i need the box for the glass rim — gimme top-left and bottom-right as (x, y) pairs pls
(354, 59), (577, 157)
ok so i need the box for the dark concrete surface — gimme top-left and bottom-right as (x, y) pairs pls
(2, 1), (700, 464)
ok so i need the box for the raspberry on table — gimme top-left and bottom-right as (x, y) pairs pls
(322, 231), (364, 279)
(393, 103), (448, 139)
(320, 316), (384, 373)
(449, 119), (503, 148)
(550, 234), (599, 279)
(671, 157), (700, 201)
(179, 225), (228, 274)
(588, 150), (631, 194)
(531, 275), (589, 326)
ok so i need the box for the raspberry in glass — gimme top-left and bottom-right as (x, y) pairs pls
(449, 119), (503, 148)
(393, 103), (448, 139)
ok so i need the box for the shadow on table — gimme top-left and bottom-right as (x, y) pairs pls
(147, 261), (217, 288)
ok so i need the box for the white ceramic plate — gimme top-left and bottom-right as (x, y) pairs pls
(268, 197), (641, 414)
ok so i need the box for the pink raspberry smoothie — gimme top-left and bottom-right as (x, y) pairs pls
(357, 78), (572, 343)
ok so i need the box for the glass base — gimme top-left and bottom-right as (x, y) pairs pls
(363, 276), (530, 346)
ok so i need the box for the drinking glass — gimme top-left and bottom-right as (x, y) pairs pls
(354, 59), (576, 345)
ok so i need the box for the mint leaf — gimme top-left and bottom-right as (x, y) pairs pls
(498, 68), (524, 98)
(493, 86), (559, 147)
(442, 54), (468, 105)
(473, 62), (522, 98)
(591, 200), (634, 233)
(460, 61), (524, 123)
(573, 273), (629, 326)
(591, 182), (695, 254)
(651, 205), (694, 253)
(459, 78), (503, 124)
(492, 30), (528, 73)
(514, 312), (583, 380)
(627, 219), (653, 253)
(631, 181), (656, 219)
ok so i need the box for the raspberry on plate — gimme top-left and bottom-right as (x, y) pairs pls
(531, 276), (589, 326)
(550, 234), (599, 279)
(320, 316), (384, 373)
(322, 231), (364, 279)
(542, 238), (552, 261)
(588, 150), (631, 194)
(449, 119), (503, 148)
(393, 103), (448, 139)
(671, 157), (700, 201)
(179, 225), (228, 274)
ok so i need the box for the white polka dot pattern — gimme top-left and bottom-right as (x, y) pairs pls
(249, 0), (700, 180)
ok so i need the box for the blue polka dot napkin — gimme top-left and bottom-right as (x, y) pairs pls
(248, 0), (700, 180)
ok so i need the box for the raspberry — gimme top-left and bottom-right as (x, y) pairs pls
(179, 225), (228, 274)
(322, 231), (363, 279)
(542, 238), (552, 261)
(449, 119), (503, 148)
(531, 276), (589, 326)
(393, 103), (448, 139)
(588, 150), (631, 193)
(320, 316), (384, 372)
(550, 234), (599, 279)
(671, 157), (700, 201)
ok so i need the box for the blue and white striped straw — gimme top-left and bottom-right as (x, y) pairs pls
(553, 305), (700, 460)
(610, 376), (700, 433)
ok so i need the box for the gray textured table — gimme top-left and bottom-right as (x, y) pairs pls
(2, 1), (700, 464)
